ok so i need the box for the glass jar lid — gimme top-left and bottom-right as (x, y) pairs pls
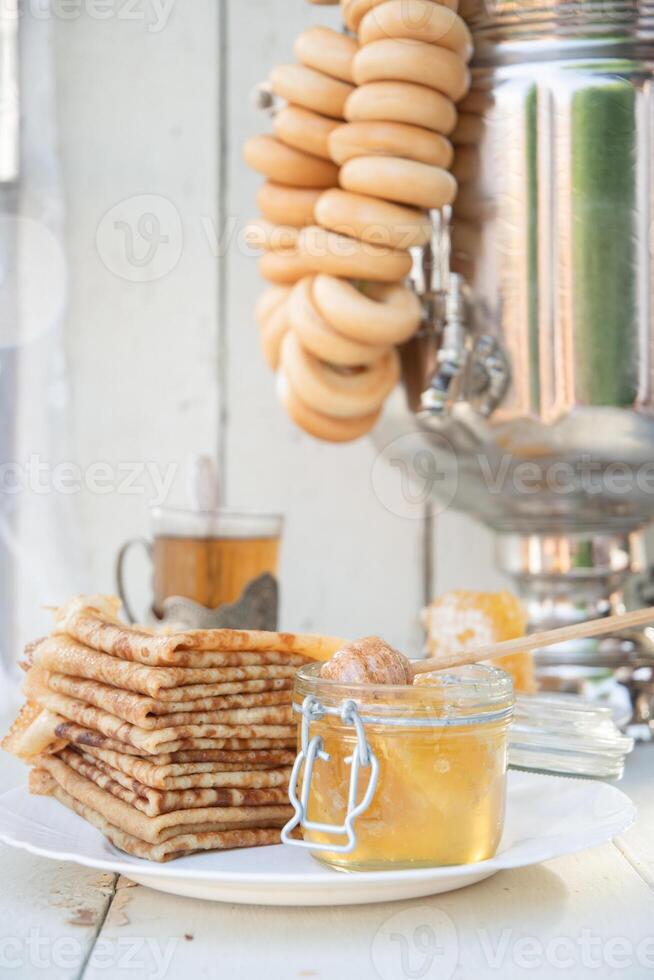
(509, 693), (635, 780)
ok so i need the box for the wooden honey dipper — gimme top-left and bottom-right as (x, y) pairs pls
(320, 606), (654, 685)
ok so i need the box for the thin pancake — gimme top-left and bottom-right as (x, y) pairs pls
(60, 749), (290, 817)
(30, 636), (300, 695)
(25, 672), (295, 754)
(81, 744), (295, 789)
(1, 703), (67, 761)
(30, 770), (288, 862)
(53, 595), (345, 665)
(46, 672), (290, 728)
(36, 755), (293, 843)
(52, 721), (296, 757)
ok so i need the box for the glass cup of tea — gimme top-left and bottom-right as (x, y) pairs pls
(116, 506), (283, 627)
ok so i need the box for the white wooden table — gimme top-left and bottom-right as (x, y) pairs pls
(1, 732), (652, 980)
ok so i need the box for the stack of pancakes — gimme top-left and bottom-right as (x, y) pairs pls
(3, 595), (343, 862)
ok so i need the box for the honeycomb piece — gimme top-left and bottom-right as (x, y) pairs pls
(423, 590), (536, 694)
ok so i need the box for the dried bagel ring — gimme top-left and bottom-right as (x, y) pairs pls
(288, 276), (389, 366)
(299, 225), (412, 282)
(359, 1), (473, 63)
(280, 330), (400, 418)
(274, 106), (339, 161)
(257, 291), (291, 370)
(329, 121), (453, 169)
(353, 38), (470, 103)
(340, 156), (458, 210)
(257, 183), (323, 228)
(278, 374), (381, 443)
(245, 219), (300, 252)
(345, 81), (457, 136)
(313, 275), (423, 346)
(315, 188), (431, 250)
(294, 26), (358, 84)
(341, 0), (457, 33)
(255, 285), (291, 325)
(244, 135), (338, 188)
(259, 249), (313, 285)
(270, 64), (354, 120)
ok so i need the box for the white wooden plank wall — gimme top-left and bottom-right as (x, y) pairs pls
(223, 0), (427, 652)
(46, 0), (220, 632)
(38, 0), (504, 661)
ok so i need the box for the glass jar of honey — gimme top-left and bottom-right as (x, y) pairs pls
(282, 663), (515, 872)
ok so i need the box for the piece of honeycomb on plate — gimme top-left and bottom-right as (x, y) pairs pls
(423, 590), (537, 693)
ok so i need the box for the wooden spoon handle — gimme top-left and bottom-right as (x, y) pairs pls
(411, 605), (654, 677)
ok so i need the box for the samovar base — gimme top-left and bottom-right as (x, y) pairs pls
(496, 530), (654, 738)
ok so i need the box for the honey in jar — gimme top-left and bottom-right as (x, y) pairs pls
(291, 663), (515, 871)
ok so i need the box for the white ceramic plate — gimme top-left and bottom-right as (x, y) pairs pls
(0, 771), (635, 906)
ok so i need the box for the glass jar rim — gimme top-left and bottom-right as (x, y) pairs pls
(294, 661), (515, 724)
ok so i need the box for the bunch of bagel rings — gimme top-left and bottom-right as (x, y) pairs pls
(243, 0), (473, 442)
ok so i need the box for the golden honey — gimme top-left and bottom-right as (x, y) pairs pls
(293, 664), (514, 872)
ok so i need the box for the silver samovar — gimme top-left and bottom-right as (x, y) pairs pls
(393, 0), (654, 728)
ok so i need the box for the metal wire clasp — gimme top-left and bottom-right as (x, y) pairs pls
(281, 695), (380, 854)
